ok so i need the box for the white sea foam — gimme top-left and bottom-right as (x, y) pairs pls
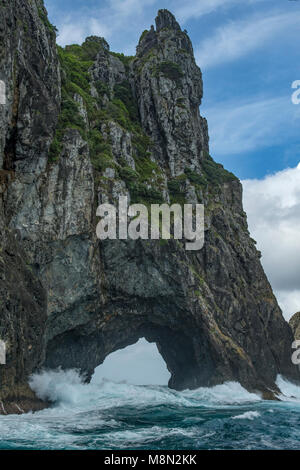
(276, 375), (300, 401)
(0, 370), (298, 450)
(28, 368), (262, 412)
(182, 381), (261, 405)
(232, 411), (260, 420)
(28, 370), (300, 411)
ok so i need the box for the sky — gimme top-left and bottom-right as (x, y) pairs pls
(44, 0), (300, 383)
(93, 339), (170, 385)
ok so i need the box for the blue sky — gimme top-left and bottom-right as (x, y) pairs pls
(45, 0), (300, 180)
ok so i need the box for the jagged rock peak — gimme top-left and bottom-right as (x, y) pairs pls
(133, 10), (204, 175)
(136, 10), (192, 59)
(155, 9), (181, 32)
(84, 36), (109, 51)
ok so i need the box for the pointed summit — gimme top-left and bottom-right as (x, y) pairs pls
(155, 9), (181, 32)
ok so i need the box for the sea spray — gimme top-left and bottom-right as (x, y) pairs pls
(232, 411), (261, 420)
(0, 371), (298, 450)
(276, 375), (300, 400)
(29, 369), (262, 411)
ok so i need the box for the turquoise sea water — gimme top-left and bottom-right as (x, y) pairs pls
(0, 371), (299, 450)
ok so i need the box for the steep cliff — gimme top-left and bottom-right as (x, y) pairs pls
(0, 0), (59, 413)
(0, 2), (299, 413)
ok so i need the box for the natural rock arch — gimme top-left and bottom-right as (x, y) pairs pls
(43, 238), (299, 396)
(45, 320), (201, 390)
(0, 3), (299, 415)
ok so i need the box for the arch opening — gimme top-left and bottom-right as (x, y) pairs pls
(92, 338), (170, 385)
(44, 320), (202, 391)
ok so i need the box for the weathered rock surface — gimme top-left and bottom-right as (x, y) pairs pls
(133, 14), (207, 176)
(0, 226), (47, 414)
(289, 312), (300, 340)
(0, 0), (59, 413)
(0, 4), (299, 413)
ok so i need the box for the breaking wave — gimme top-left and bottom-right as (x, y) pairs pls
(0, 370), (299, 450)
(276, 375), (300, 400)
(232, 411), (261, 420)
(29, 368), (261, 411)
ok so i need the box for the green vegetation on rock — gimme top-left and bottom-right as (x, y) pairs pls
(168, 174), (187, 205)
(183, 155), (238, 192)
(66, 36), (109, 61)
(48, 38), (165, 205)
(202, 154), (238, 185)
(114, 81), (139, 122)
(48, 44), (93, 162)
(110, 52), (134, 72)
(48, 33), (235, 208)
(37, 5), (57, 35)
(139, 30), (149, 43)
(157, 61), (183, 81)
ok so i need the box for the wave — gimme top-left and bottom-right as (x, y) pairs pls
(29, 368), (262, 413)
(0, 370), (300, 450)
(276, 375), (300, 401)
(232, 411), (261, 420)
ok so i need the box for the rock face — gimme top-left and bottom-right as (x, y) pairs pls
(0, 0), (59, 413)
(0, 3), (299, 412)
(133, 15), (207, 176)
(0, 226), (47, 414)
(289, 313), (300, 340)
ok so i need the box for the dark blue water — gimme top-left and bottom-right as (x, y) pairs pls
(0, 371), (299, 450)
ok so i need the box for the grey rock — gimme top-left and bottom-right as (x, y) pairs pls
(0, 3), (299, 414)
(106, 121), (136, 169)
(289, 312), (300, 340)
(90, 44), (126, 97)
(155, 9), (181, 33)
(0, 0), (59, 413)
(132, 11), (206, 176)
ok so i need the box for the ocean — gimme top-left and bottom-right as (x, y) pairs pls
(0, 370), (299, 450)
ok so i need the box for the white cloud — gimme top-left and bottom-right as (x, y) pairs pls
(196, 10), (300, 69)
(107, 0), (157, 17)
(276, 290), (300, 322)
(175, 0), (241, 23)
(55, 14), (113, 46)
(204, 96), (300, 156)
(57, 19), (111, 46)
(47, 0), (158, 48)
(46, 0), (286, 57)
(243, 164), (300, 320)
(175, 0), (268, 23)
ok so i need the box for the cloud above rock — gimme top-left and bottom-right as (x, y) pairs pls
(243, 164), (300, 320)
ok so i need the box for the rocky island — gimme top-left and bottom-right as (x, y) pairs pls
(0, 0), (299, 414)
